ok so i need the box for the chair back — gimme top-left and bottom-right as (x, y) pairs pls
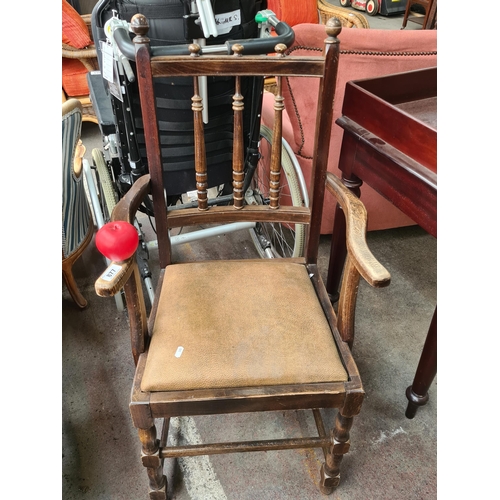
(131, 14), (343, 269)
(62, 99), (92, 259)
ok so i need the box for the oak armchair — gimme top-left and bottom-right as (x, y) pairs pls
(93, 15), (390, 498)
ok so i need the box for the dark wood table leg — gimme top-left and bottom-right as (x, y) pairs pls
(405, 306), (437, 418)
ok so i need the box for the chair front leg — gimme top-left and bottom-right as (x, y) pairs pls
(138, 426), (167, 500)
(319, 412), (353, 494)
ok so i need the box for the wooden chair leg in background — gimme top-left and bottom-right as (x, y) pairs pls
(63, 260), (88, 309)
(62, 222), (94, 309)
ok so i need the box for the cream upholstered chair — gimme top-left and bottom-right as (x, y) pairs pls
(93, 15), (391, 498)
(62, 99), (94, 308)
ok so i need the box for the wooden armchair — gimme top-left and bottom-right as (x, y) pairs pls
(94, 15), (390, 498)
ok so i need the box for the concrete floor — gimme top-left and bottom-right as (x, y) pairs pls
(62, 5), (437, 500)
(63, 224), (436, 500)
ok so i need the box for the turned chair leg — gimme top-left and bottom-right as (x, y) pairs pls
(138, 426), (167, 500)
(319, 412), (353, 495)
(62, 222), (94, 309)
(62, 267), (88, 309)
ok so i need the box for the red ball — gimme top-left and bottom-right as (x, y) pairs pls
(95, 221), (139, 261)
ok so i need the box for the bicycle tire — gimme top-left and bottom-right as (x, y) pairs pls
(89, 148), (126, 312)
(92, 148), (118, 223)
(248, 125), (306, 258)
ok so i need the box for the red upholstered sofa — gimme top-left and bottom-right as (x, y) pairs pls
(261, 23), (437, 234)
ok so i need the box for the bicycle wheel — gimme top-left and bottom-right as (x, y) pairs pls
(88, 148), (126, 312)
(92, 148), (118, 223)
(248, 125), (306, 258)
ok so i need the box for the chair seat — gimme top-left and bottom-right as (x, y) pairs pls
(141, 260), (348, 392)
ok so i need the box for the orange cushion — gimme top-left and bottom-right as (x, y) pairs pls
(62, 0), (92, 49)
(62, 58), (89, 96)
(266, 0), (319, 26)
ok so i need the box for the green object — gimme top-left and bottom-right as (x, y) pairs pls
(255, 9), (275, 24)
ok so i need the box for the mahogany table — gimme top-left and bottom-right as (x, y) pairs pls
(326, 67), (437, 419)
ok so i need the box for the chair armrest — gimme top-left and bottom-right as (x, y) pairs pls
(95, 256), (136, 297)
(325, 172), (390, 288)
(94, 175), (152, 297)
(112, 174), (152, 224)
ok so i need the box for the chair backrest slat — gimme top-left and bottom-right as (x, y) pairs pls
(269, 73), (284, 210)
(191, 75), (208, 211)
(232, 73), (245, 209)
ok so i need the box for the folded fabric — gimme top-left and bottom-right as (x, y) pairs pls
(266, 0), (319, 26)
(62, 58), (89, 96)
(62, 0), (92, 49)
